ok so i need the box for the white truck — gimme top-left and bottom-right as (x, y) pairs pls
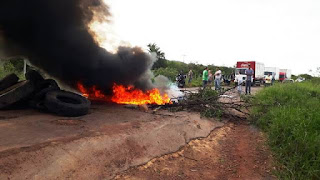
(235, 61), (265, 85)
(279, 69), (292, 81)
(264, 67), (280, 81)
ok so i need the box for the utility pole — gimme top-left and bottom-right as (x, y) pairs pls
(182, 54), (186, 63)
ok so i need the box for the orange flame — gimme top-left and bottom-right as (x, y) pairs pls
(77, 82), (109, 101)
(77, 82), (171, 105)
(111, 84), (171, 105)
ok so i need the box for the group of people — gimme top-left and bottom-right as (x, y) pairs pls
(202, 67), (222, 90)
(186, 65), (256, 95)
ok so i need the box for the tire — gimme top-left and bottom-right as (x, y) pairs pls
(44, 90), (90, 117)
(25, 70), (44, 84)
(33, 79), (60, 100)
(29, 100), (47, 111)
(0, 80), (35, 109)
(0, 73), (19, 92)
(28, 79), (60, 110)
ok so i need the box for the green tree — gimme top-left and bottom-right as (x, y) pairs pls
(298, 74), (313, 80)
(153, 67), (178, 82)
(291, 74), (298, 80)
(147, 43), (167, 69)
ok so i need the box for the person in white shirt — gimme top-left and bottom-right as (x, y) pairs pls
(265, 74), (272, 87)
(188, 69), (193, 84)
(235, 72), (244, 94)
(214, 68), (222, 91)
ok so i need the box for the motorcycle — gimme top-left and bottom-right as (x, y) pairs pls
(176, 73), (186, 88)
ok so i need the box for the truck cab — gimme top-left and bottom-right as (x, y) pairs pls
(279, 72), (286, 82)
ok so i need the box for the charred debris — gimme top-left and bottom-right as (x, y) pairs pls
(0, 70), (249, 119)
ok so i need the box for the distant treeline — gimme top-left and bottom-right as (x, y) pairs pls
(152, 59), (234, 82)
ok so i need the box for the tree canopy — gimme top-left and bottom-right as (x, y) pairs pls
(147, 43), (167, 69)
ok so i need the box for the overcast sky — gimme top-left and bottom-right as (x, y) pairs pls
(103, 0), (320, 75)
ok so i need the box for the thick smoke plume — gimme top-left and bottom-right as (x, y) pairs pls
(0, 0), (154, 93)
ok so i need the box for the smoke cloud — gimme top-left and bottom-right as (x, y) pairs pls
(0, 0), (154, 93)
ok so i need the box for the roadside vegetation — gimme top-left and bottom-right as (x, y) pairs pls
(251, 78), (320, 179)
(148, 43), (234, 86)
(0, 57), (25, 80)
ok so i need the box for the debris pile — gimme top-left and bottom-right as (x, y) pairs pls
(158, 88), (249, 120)
(0, 71), (90, 116)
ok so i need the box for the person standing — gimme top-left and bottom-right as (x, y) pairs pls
(208, 70), (213, 88)
(214, 68), (222, 91)
(188, 69), (193, 84)
(271, 73), (275, 85)
(235, 72), (244, 94)
(245, 64), (254, 95)
(202, 67), (208, 88)
(265, 74), (272, 87)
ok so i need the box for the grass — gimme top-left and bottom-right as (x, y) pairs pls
(251, 80), (320, 179)
(185, 76), (203, 87)
(185, 76), (236, 88)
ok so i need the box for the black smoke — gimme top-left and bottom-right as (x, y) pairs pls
(0, 0), (154, 93)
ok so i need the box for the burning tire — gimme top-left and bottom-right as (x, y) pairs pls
(0, 73), (19, 92)
(44, 90), (90, 117)
(0, 80), (35, 109)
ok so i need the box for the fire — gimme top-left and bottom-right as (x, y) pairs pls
(111, 84), (170, 105)
(77, 82), (109, 101)
(77, 82), (171, 105)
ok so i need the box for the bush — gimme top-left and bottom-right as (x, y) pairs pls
(153, 67), (178, 82)
(0, 58), (25, 80)
(186, 76), (203, 87)
(251, 82), (320, 179)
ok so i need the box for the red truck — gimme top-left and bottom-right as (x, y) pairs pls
(279, 72), (286, 81)
(235, 61), (265, 85)
(279, 69), (292, 82)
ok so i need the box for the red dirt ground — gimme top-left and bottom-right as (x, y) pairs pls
(114, 121), (275, 180)
(114, 87), (275, 180)
(0, 86), (274, 179)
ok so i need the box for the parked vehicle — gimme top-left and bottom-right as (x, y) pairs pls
(176, 73), (186, 88)
(295, 77), (305, 82)
(279, 69), (292, 82)
(235, 61), (265, 86)
(264, 67), (279, 81)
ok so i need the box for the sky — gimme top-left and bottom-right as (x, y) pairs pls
(101, 0), (320, 75)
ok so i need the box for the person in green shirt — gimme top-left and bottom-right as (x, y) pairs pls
(202, 67), (209, 88)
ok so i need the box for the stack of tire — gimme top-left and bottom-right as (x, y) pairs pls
(0, 71), (90, 117)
